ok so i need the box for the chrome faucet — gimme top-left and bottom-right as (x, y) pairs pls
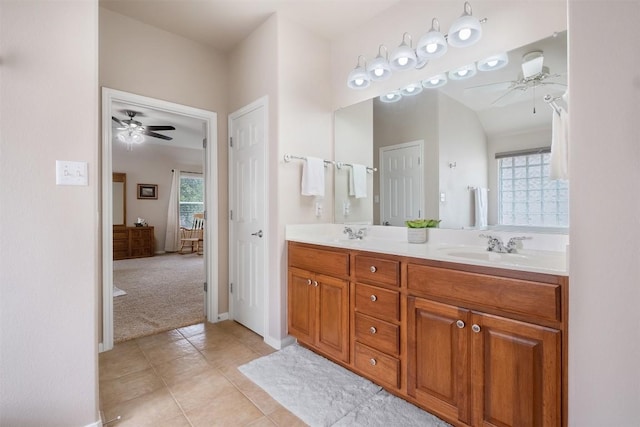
(344, 226), (367, 240)
(480, 234), (530, 253)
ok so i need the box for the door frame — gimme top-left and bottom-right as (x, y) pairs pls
(100, 87), (218, 352)
(227, 96), (269, 338)
(379, 140), (425, 225)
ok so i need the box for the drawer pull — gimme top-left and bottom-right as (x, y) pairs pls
(370, 266), (377, 273)
(313, 280), (318, 287)
(472, 324), (481, 333)
(307, 279), (312, 285)
(369, 358), (377, 366)
(370, 294), (377, 302)
(369, 326), (377, 334)
(456, 320), (465, 329)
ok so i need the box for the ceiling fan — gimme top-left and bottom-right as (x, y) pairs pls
(112, 110), (176, 141)
(466, 50), (566, 108)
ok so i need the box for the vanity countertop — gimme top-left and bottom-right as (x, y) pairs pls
(286, 224), (569, 276)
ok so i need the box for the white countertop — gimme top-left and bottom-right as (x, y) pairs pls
(286, 224), (569, 276)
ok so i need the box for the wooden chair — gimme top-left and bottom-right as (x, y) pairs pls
(178, 213), (204, 255)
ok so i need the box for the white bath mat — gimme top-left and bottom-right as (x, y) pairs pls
(113, 286), (127, 297)
(238, 344), (451, 427)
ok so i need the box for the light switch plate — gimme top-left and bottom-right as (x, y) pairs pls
(56, 160), (88, 186)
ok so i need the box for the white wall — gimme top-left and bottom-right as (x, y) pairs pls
(438, 93), (487, 229)
(0, 1), (100, 426)
(568, 1), (640, 426)
(334, 99), (374, 223)
(99, 8), (230, 312)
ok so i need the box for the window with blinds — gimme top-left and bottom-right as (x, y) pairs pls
(497, 148), (569, 227)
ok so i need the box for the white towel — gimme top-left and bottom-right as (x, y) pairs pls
(301, 157), (325, 196)
(348, 164), (367, 199)
(474, 187), (488, 228)
(550, 106), (569, 180)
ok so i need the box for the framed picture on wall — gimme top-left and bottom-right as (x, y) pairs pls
(137, 184), (158, 200)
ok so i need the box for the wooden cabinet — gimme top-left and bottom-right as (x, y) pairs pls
(288, 244), (350, 363)
(113, 226), (155, 260)
(286, 241), (567, 427)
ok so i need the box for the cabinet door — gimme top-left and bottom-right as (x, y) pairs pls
(287, 268), (315, 346)
(471, 312), (561, 427)
(315, 273), (349, 363)
(407, 297), (471, 425)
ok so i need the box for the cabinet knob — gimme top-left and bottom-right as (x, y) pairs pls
(313, 280), (318, 287)
(456, 320), (465, 329)
(307, 279), (312, 285)
(369, 358), (377, 366)
(472, 324), (481, 333)
(370, 266), (377, 273)
(370, 294), (377, 302)
(369, 326), (377, 334)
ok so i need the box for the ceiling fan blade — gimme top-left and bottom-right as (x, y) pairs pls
(144, 125), (175, 131)
(140, 130), (173, 141)
(112, 116), (127, 127)
(490, 87), (526, 107)
(465, 80), (514, 93)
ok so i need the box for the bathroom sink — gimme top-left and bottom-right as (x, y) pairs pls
(436, 246), (529, 264)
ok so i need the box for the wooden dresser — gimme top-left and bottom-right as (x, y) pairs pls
(113, 226), (155, 260)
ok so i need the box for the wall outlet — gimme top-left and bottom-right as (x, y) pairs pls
(315, 202), (323, 217)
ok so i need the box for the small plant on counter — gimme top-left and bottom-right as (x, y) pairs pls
(405, 219), (441, 228)
(405, 219), (441, 243)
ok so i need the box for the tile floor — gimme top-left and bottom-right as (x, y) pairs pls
(99, 321), (306, 427)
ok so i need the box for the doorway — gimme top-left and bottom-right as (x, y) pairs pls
(101, 88), (218, 352)
(228, 97), (268, 336)
(379, 140), (425, 226)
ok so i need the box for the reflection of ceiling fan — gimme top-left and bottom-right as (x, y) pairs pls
(467, 50), (566, 107)
(112, 110), (176, 141)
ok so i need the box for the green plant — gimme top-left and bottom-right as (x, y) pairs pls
(405, 219), (441, 228)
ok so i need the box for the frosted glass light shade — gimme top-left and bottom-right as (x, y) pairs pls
(379, 91), (402, 103)
(422, 73), (448, 89)
(448, 63), (477, 80)
(400, 83), (423, 97)
(347, 65), (371, 89)
(448, 2), (482, 48)
(477, 53), (509, 71)
(416, 20), (448, 60)
(390, 34), (417, 70)
(367, 55), (392, 81)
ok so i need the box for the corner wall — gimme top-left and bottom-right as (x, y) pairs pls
(0, 1), (100, 425)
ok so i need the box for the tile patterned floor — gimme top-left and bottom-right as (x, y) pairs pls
(99, 321), (306, 427)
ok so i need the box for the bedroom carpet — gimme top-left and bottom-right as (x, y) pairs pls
(238, 344), (451, 427)
(113, 253), (204, 343)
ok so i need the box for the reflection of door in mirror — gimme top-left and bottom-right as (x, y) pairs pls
(112, 172), (126, 227)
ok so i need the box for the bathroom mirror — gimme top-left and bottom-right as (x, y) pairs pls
(334, 31), (568, 230)
(112, 172), (126, 227)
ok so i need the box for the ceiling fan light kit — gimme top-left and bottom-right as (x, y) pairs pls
(112, 110), (175, 150)
(347, 1), (485, 91)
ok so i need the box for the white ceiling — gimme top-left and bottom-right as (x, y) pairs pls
(99, 0), (401, 52)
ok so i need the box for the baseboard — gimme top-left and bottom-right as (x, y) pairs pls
(264, 334), (296, 350)
(216, 312), (229, 321)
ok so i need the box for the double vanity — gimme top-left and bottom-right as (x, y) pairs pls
(286, 224), (568, 427)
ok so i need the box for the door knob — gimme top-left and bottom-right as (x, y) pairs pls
(251, 230), (263, 238)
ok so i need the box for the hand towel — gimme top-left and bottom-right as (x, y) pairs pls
(474, 187), (488, 228)
(348, 164), (367, 199)
(550, 106), (569, 180)
(301, 157), (325, 197)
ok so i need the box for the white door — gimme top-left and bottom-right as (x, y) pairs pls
(380, 140), (424, 226)
(229, 98), (267, 336)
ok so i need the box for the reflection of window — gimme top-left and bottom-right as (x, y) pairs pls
(498, 149), (569, 227)
(179, 173), (204, 228)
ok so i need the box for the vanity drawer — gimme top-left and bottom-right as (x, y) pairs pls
(288, 243), (349, 278)
(355, 283), (400, 322)
(354, 342), (400, 389)
(354, 255), (400, 288)
(407, 264), (561, 323)
(354, 312), (399, 356)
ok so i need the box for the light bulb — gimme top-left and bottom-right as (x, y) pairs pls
(457, 69), (468, 77)
(406, 87), (416, 93)
(487, 59), (498, 67)
(397, 57), (409, 66)
(386, 94), (395, 100)
(426, 43), (438, 53)
(458, 28), (472, 41)
(355, 78), (364, 86)
(430, 78), (439, 84)
(374, 68), (384, 77)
